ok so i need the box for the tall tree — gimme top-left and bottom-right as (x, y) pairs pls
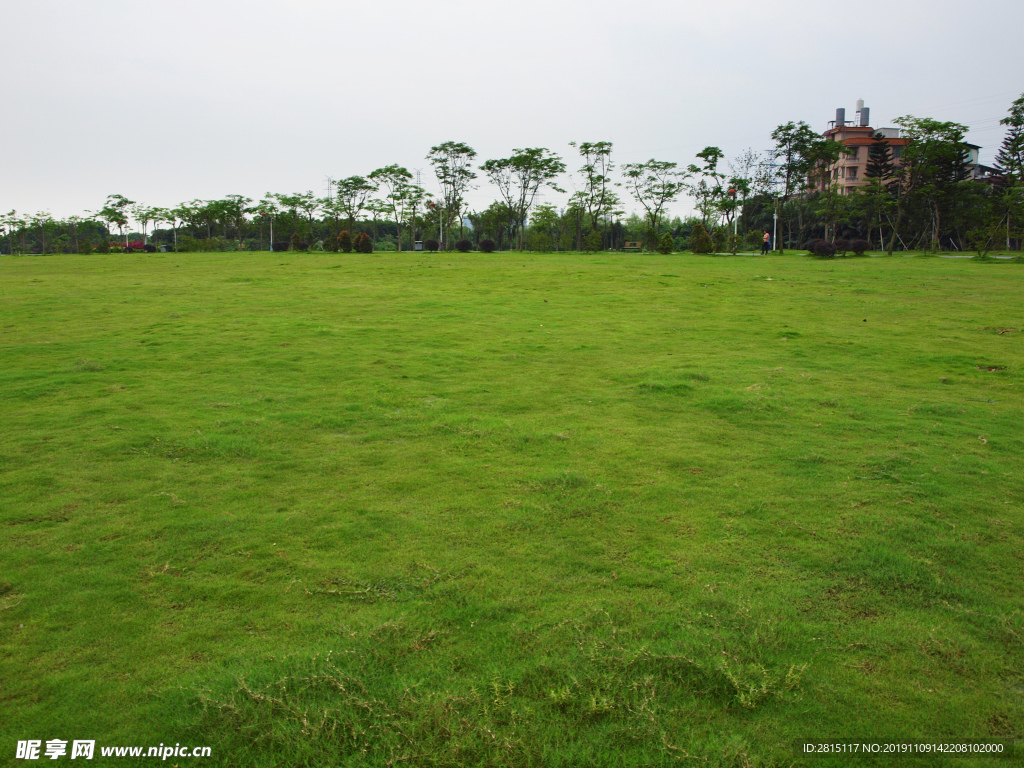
(727, 149), (764, 238)
(770, 121), (819, 200)
(481, 148), (565, 250)
(472, 200), (513, 250)
(686, 146), (726, 227)
(368, 165), (414, 251)
(131, 204), (155, 246)
(250, 195), (280, 251)
(994, 94), (1024, 249)
(861, 133), (897, 248)
(621, 160), (687, 248)
(427, 141), (477, 249)
(996, 93), (1024, 184)
(366, 198), (390, 243)
(29, 212), (53, 254)
(528, 203), (564, 251)
(222, 194), (252, 245)
(148, 208), (168, 248)
(320, 196), (345, 239)
(65, 215), (84, 252)
(332, 178), (376, 233)
(98, 194), (134, 248)
(185, 199), (218, 239)
(570, 141), (615, 237)
(563, 192), (587, 250)
(167, 204), (194, 250)
(804, 138), (852, 241)
(866, 133), (896, 182)
(0, 211), (20, 254)
(887, 116), (970, 254)
(403, 186), (429, 246)
(770, 121), (820, 249)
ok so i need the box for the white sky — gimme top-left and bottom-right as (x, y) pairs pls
(2, 0), (1022, 221)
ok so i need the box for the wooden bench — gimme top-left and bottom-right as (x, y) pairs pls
(622, 241), (642, 251)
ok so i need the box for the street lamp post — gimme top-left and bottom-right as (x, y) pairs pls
(727, 187), (738, 242)
(772, 197), (779, 252)
(260, 212), (274, 251)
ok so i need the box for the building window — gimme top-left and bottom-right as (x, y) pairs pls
(847, 166), (858, 179)
(846, 147), (859, 160)
(892, 146), (903, 159)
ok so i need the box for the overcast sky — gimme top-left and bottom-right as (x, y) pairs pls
(3, 0), (1022, 221)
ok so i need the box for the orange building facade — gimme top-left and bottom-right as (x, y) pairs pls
(819, 125), (910, 195)
(813, 100), (985, 195)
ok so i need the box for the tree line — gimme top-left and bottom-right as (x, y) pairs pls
(3, 94), (1022, 256)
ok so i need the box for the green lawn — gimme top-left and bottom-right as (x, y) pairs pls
(1, 251), (1022, 766)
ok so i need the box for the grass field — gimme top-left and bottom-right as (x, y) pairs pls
(1, 250), (1022, 766)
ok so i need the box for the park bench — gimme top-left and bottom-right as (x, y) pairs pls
(622, 241), (642, 251)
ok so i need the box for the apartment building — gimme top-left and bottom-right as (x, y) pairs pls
(814, 100), (988, 194)
(815, 101), (909, 194)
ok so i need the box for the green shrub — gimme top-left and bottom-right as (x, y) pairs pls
(424, 239), (439, 252)
(583, 230), (602, 252)
(711, 227), (726, 253)
(95, 240), (110, 254)
(375, 240), (397, 252)
(179, 236), (229, 252)
(479, 238), (495, 253)
(78, 239), (93, 254)
(526, 231), (551, 252)
(454, 238), (472, 253)
(812, 240), (837, 258)
(354, 232), (373, 253)
(968, 227), (999, 258)
(657, 232), (674, 254)
(690, 223), (713, 254)
(727, 234), (740, 255)
(337, 230), (353, 253)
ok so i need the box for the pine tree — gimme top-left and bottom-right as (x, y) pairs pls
(995, 125), (1024, 186)
(995, 124), (1024, 251)
(865, 133), (895, 182)
(864, 133), (897, 249)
